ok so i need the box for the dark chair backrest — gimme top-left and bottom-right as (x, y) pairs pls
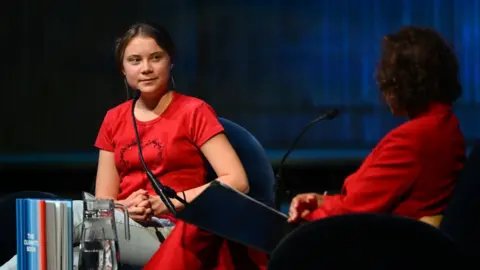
(440, 140), (480, 260)
(206, 117), (276, 208)
(0, 191), (58, 265)
(269, 213), (465, 270)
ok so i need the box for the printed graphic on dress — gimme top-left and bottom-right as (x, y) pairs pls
(119, 139), (164, 170)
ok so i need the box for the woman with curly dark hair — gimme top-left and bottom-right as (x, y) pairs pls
(288, 26), (466, 227)
(376, 26), (462, 117)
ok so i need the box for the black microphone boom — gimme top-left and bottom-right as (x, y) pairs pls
(274, 109), (340, 210)
(131, 90), (188, 216)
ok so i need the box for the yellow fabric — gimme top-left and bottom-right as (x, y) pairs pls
(419, 215), (443, 228)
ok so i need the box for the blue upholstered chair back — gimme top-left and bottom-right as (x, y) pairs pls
(206, 117), (276, 208)
(440, 140), (480, 261)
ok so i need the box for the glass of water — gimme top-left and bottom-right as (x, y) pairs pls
(78, 227), (118, 270)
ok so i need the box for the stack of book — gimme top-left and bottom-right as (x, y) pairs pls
(16, 198), (73, 270)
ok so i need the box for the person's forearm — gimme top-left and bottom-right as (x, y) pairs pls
(171, 184), (209, 210)
(171, 175), (248, 210)
(114, 198), (126, 205)
(93, 194), (122, 204)
(216, 174), (249, 194)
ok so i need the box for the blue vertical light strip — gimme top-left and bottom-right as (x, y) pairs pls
(367, 0), (380, 143)
(361, 0), (370, 104)
(312, 3), (322, 108)
(464, 2), (472, 104)
(433, 0), (440, 29)
(402, 0), (411, 25)
(342, 0), (349, 107)
(321, 1), (329, 107)
(474, 0), (480, 103)
(460, 2), (471, 103)
(452, 0), (461, 102)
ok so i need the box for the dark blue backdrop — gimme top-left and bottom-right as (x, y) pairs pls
(191, 0), (480, 152)
(0, 0), (479, 162)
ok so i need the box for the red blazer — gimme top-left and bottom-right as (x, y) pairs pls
(306, 102), (466, 221)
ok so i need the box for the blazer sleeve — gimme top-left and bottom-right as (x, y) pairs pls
(306, 133), (422, 220)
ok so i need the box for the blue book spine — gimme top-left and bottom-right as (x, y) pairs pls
(16, 199), (25, 270)
(16, 199), (47, 270)
(26, 199), (38, 270)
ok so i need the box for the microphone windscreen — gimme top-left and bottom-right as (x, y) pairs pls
(325, 109), (340, 119)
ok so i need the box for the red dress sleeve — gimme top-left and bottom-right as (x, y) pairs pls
(94, 111), (115, 152)
(189, 102), (224, 147)
(306, 133), (422, 220)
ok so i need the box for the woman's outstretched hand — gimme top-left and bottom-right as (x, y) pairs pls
(288, 193), (325, 223)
